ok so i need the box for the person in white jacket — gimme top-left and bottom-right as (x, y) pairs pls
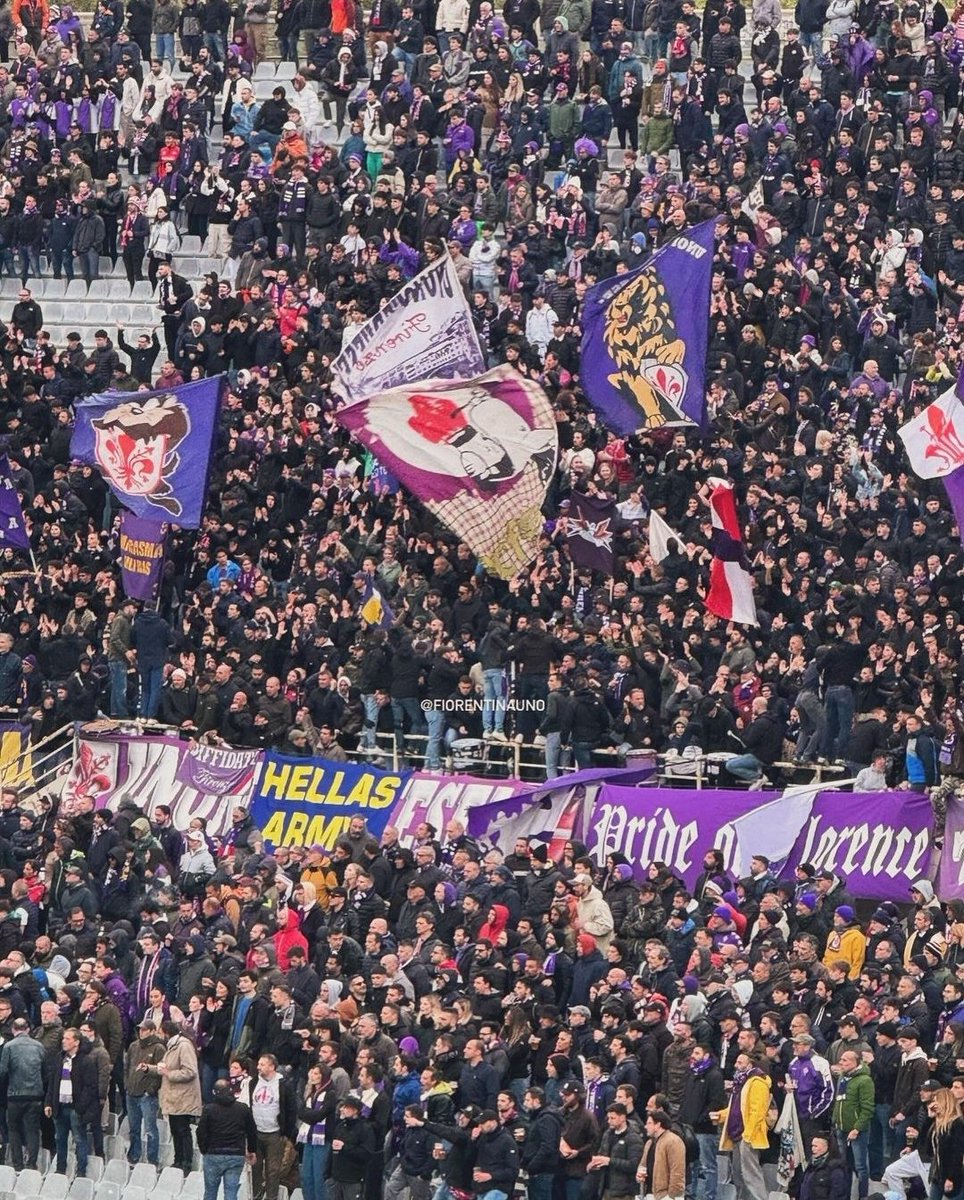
(525, 293), (559, 358)
(572, 872), (615, 951)
(146, 207), (181, 286)
(469, 227), (501, 294)
(138, 61), (173, 122)
(116, 63), (141, 149)
(437, 0), (469, 36)
(290, 75), (320, 134)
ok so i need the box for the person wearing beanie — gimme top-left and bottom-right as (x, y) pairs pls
(794, 893), (830, 955)
(602, 860), (639, 930)
(822, 906), (866, 979)
(570, 933), (606, 1006)
(788, 1030), (835, 1144)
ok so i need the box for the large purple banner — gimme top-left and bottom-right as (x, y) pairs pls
(473, 783), (935, 903)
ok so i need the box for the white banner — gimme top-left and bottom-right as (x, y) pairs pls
(331, 255), (485, 401)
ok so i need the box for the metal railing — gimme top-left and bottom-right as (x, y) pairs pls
(59, 718), (852, 790)
(0, 721), (75, 800)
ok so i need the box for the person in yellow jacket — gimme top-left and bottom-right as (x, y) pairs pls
(821, 905), (867, 979)
(716, 1053), (772, 1200)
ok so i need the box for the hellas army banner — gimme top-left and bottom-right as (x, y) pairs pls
(249, 751), (410, 849)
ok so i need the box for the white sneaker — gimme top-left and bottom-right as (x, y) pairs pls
(490, 730), (508, 743)
(748, 775), (771, 791)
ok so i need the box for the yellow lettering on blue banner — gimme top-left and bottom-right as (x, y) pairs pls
(253, 754), (408, 850)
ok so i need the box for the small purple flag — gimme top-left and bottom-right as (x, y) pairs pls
(580, 217), (717, 433)
(943, 466), (964, 541)
(0, 455), (31, 552)
(566, 491), (615, 574)
(119, 511), (166, 602)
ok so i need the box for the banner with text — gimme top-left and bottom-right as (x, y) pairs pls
(331, 255), (485, 402)
(473, 783), (935, 903)
(249, 751), (410, 849)
(119, 511), (167, 602)
(62, 729), (941, 901)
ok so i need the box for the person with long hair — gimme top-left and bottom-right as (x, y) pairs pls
(501, 1007), (532, 1106)
(928, 1087), (964, 1200)
(297, 1062), (340, 1200)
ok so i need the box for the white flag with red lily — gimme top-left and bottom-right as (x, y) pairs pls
(898, 374), (964, 479)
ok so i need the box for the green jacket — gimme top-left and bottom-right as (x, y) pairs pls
(640, 113), (674, 154)
(831, 1065), (875, 1134)
(549, 98), (579, 139)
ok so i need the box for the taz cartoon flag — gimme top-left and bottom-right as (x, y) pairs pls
(706, 477), (758, 627)
(899, 370), (964, 537)
(580, 217), (717, 434)
(336, 365), (558, 579)
(71, 375), (225, 529)
(566, 491), (615, 574)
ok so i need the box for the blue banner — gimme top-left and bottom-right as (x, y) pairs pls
(250, 751), (411, 849)
(580, 218), (717, 433)
(70, 376), (225, 529)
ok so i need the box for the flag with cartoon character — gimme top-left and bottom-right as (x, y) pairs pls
(580, 217), (718, 433)
(336, 365), (558, 579)
(71, 375), (225, 529)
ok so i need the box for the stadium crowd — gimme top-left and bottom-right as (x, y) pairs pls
(0, 808), (964, 1200)
(0, 2), (959, 1199)
(0, 0), (955, 794)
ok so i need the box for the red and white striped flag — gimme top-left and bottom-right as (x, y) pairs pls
(705, 477), (758, 627)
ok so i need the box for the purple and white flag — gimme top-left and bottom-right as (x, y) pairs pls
(175, 742), (262, 795)
(331, 255), (486, 403)
(337, 366), (557, 579)
(566, 491), (615, 573)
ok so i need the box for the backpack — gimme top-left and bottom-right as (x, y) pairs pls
(672, 1121), (700, 1165)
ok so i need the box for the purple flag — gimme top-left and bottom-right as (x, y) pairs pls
(937, 796), (964, 899)
(71, 375), (225, 528)
(580, 217), (717, 433)
(119, 511), (166, 602)
(942, 467), (964, 539)
(470, 783), (934, 903)
(0, 455), (31, 551)
(336, 366), (557, 579)
(176, 742), (261, 794)
(566, 491), (615, 573)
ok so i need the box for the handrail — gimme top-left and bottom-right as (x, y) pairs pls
(0, 720), (75, 791)
(63, 719), (856, 790)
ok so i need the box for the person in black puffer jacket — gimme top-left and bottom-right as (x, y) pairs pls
(196, 1078), (258, 1161)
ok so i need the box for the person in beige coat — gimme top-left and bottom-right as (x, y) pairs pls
(637, 1108), (687, 1200)
(152, 1020), (203, 1174)
(572, 873), (615, 952)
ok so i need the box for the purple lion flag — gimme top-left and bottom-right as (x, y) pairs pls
(580, 217), (718, 433)
(71, 375), (225, 528)
(566, 491), (615, 573)
(118, 511), (167, 603)
(336, 365), (558, 579)
(0, 455), (31, 551)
